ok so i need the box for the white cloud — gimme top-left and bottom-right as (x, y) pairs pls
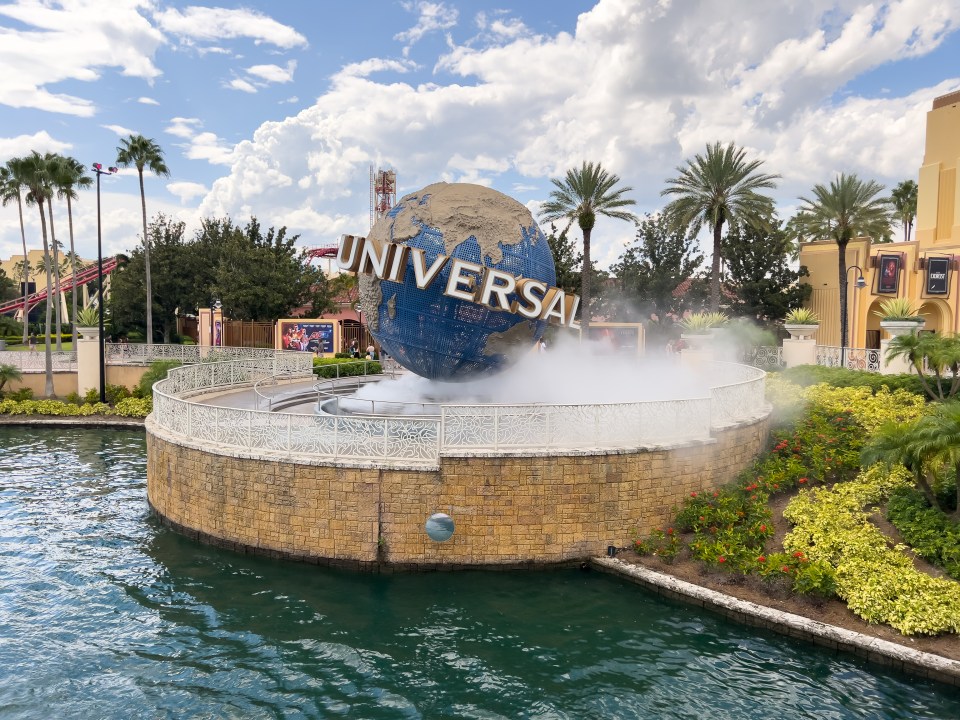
(154, 6), (307, 49)
(0, 0), (164, 116)
(227, 78), (258, 93)
(0, 131), (71, 158)
(280, 96), (300, 104)
(395, 1), (458, 50)
(167, 181), (209, 203)
(137, 96), (160, 105)
(246, 60), (297, 84)
(198, 0), (960, 267)
(102, 124), (137, 137)
(165, 117), (202, 138)
(336, 58), (416, 79)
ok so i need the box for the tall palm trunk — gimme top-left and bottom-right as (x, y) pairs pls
(710, 216), (724, 311)
(46, 197), (63, 351)
(36, 203), (54, 397)
(139, 169), (153, 347)
(16, 194), (29, 344)
(581, 226), (592, 334)
(66, 195), (78, 348)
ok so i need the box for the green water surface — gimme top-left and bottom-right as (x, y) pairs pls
(1, 427), (958, 719)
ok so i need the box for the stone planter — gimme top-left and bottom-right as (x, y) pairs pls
(76, 325), (100, 339)
(784, 323), (819, 340)
(880, 320), (924, 338)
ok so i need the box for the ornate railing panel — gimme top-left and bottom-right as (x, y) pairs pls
(153, 359), (767, 464)
(0, 350), (76, 371)
(743, 346), (784, 370)
(816, 346), (881, 372)
(104, 343), (310, 371)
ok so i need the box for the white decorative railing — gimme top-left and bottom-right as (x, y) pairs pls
(152, 359), (768, 465)
(0, 350), (76, 371)
(104, 342), (306, 368)
(816, 346), (881, 372)
(743, 346), (784, 370)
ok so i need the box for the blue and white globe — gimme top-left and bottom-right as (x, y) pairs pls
(359, 182), (557, 382)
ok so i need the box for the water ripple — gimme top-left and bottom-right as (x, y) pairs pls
(1, 427), (959, 719)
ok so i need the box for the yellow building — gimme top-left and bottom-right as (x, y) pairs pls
(800, 89), (960, 347)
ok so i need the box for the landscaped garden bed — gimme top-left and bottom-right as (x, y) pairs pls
(630, 368), (960, 660)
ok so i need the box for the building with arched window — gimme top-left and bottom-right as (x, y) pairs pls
(799, 89), (960, 347)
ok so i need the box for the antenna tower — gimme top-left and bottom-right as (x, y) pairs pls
(369, 165), (397, 229)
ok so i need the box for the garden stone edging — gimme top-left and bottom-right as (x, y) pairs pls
(0, 415), (145, 429)
(592, 556), (960, 687)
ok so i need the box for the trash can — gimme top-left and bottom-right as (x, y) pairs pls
(0, 339), (6, 350)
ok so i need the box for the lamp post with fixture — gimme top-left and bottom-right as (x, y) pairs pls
(91, 162), (118, 404)
(840, 264), (867, 368)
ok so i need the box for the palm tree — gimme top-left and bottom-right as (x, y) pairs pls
(19, 151), (55, 397)
(912, 402), (960, 520)
(886, 332), (960, 401)
(890, 179), (918, 242)
(51, 156), (92, 348)
(43, 154), (66, 351)
(862, 419), (938, 510)
(116, 134), (170, 347)
(661, 142), (779, 311)
(0, 158), (31, 344)
(795, 173), (892, 349)
(539, 161), (637, 333)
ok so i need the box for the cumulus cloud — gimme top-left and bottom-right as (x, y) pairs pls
(167, 181), (210, 203)
(227, 78), (258, 93)
(0, 0), (164, 116)
(246, 60), (297, 84)
(153, 6), (307, 49)
(102, 124), (137, 137)
(395, 1), (458, 52)
(197, 0), (960, 265)
(163, 117), (234, 165)
(336, 58), (416, 79)
(0, 131), (71, 158)
(137, 96), (160, 105)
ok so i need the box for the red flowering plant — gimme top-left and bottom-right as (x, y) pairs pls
(758, 550), (837, 597)
(632, 526), (682, 562)
(768, 408), (862, 486)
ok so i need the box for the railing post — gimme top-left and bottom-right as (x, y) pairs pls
(287, 413), (292, 451)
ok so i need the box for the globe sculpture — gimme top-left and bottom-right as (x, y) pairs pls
(358, 182), (557, 381)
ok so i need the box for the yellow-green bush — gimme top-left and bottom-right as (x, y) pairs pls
(783, 464), (960, 635)
(113, 397), (152, 417)
(767, 379), (927, 432)
(0, 399), (111, 416)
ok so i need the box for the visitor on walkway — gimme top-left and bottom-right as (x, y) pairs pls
(28, 335), (36, 351)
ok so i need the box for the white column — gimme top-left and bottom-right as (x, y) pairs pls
(76, 327), (100, 397)
(782, 338), (816, 368)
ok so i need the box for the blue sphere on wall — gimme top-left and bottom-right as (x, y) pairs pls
(359, 182), (557, 382)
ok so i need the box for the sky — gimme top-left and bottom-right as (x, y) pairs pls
(1, 0), (959, 273)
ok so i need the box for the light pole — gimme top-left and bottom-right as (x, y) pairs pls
(840, 264), (867, 367)
(91, 162), (117, 404)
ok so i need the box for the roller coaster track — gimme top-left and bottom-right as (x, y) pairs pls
(0, 256), (121, 315)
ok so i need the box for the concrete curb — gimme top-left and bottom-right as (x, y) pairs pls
(0, 415), (145, 429)
(592, 556), (960, 687)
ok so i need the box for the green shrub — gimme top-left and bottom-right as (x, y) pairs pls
(64, 392), (83, 405)
(774, 365), (935, 397)
(312, 357), (382, 379)
(135, 360), (182, 398)
(83, 387), (99, 404)
(105, 384), (131, 405)
(886, 487), (960, 580)
(114, 397), (152, 417)
(8, 387), (33, 401)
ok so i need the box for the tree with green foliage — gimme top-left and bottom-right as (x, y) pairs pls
(539, 161), (637, 333)
(886, 332), (960, 402)
(608, 213), (703, 334)
(19, 150), (56, 396)
(890, 179), (918, 242)
(721, 219), (811, 326)
(793, 173), (892, 349)
(116, 135), (170, 346)
(1, 157), (31, 345)
(51, 155), (92, 347)
(661, 142), (779, 312)
(0, 363), (22, 395)
(546, 225), (582, 296)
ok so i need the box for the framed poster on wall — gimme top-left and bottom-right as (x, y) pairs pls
(877, 254), (900, 294)
(926, 257), (950, 295)
(279, 321), (334, 353)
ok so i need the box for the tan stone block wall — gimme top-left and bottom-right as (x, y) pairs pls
(147, 414), (768, 568)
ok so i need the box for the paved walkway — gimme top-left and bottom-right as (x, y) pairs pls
(196, 378), (319, 414)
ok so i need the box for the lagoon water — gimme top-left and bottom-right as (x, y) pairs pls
(1, 427), (959, 719)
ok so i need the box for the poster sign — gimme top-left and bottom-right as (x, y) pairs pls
(280, 321), (334, 353)
(926, 257), (950, 295)
(877, 254), (900, 294)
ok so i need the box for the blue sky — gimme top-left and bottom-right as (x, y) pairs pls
(1, 0), (959, 270)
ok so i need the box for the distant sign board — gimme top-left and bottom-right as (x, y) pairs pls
(926, 257), (950, 295)
(877, 254), (901, 294)
(279, 321), (334, 353)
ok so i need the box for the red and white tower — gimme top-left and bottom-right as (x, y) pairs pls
(369, 165), (397, 229)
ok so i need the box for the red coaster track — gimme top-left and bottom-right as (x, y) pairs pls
(0, 256), (121, 315)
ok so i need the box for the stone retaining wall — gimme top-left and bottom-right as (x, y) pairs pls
(147, 411), (769, 568)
